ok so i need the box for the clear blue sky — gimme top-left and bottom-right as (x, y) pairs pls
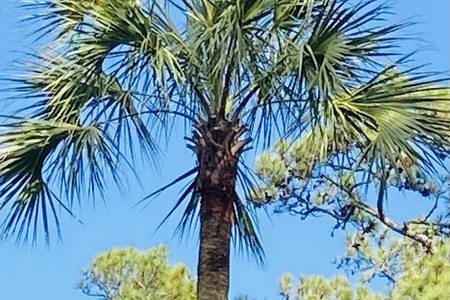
(0, 1), (449, 299)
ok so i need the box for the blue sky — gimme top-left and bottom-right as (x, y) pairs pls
(0, 1), (449, 299)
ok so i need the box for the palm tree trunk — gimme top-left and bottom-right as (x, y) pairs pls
(194, 117), (247, 300)
(197, 189), (233, 300)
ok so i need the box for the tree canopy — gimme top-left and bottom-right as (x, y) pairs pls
(2, 0), (449, 247)
(254, 86), (450, 250)
(280, 232), (450, 300)
(80, 238), (450, 300)
(79, 245), (196, 300)
(1, 0), (450, 298)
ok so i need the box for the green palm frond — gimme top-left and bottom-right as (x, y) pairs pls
(292, 1), (408, 115)
(15, 53), (160, 162)
(2, 0), (450, 261)
(333, 67), (450, 170)
(293, 68), (450, 177)
(232, 0), (411, 145)
(50, 124), (122, 202)
(1, 0), (191, 243)
(0, 121), (71, 203)
(232, 192), (265, 264)
(235, 163), (266, 262)
(23, 0), (151, 40)
(0, 119), (119, 242)
(25, 0), (186, 108)
(281, 66), (450, 217)
(1, 178), (61, 244)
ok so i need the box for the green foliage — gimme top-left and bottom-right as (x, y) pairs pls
(253, 84), (450, 257)
(256, 79), (450, 299)
(3, 0), (450, 245)
(339, 230), (450, 300)
(280, 236), (450, 300)
(393, 242), (450, 299)
(79, 245), (196, 300)
(1, 1), (449, 299)
(256, 85), (450, 203)
(79, 239), (450, 300)
(279, 273), (383, 300)
(1, 5), (449, 300)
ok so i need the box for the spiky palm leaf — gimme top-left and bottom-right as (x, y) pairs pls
(1, 0), (449, 268)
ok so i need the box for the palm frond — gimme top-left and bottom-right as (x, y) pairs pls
(21, 0), (190, 119)
(232, 192), (265, 265)
(1, 180), (58, 244)
(134, 167), (199, 210)
(336, 68), (450, 168)
(0, 119), (117, 243)
(3, 0), (449, 262)
(293, 66), (450, 216)
(297, 0), (408, 111)
(175, 185), (201, 239)
(49, 124), (123, 204)
(2, 0), (191, 243)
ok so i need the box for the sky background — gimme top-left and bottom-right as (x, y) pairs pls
(0, 1), (449, 299)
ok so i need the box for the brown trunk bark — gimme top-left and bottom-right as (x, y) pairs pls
(194, 117), (247, 300)
(197, 189), (233, 300)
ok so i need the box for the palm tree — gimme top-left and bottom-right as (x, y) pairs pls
(1, 0), (449, 298)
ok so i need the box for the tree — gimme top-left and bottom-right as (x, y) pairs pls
(80, 239), (450, 300)
(279, 234), (450, 300)
(1, 0), (450, 298)
(254, 86), (450, 249)
(257, 99), (450, 300)
(279, 273), (383, 300)
(79, 245), (196, 300)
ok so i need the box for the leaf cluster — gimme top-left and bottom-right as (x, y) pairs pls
(79, 245), (196, 300)
(1, 0), (450, 257)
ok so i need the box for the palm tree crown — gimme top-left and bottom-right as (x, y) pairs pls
(1, 0), (449, 298)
